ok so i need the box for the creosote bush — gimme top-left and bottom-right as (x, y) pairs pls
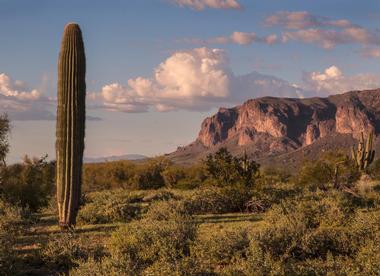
(297, 152), (360, 191)
(101, 201), (197, 274)
(192, 228), (250, 271)
(234, 193), (380, 274)
(41, 232), (104, 271)
(182, 185), (252, 215)
(77, 190), (143, 224)
(0, 199), (24, 275)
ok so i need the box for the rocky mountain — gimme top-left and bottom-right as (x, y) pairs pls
(169, 88), (380, 170)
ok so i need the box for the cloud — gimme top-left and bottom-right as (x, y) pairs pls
(359, 47), (380, 58)
(263, 11), (380, 49)
(303, 65), (380, 95)
(265, 11), (355, 30)
(0, 73), (41, 100)
(0, 73), (56, 120)
(219, 32), (278, 45)
(172, 0), (241, 10)
(184, 12), (379, 49)
(95, 47), (305, 113)
(184, 32), (279, 46)
(282, 27), (380, 49)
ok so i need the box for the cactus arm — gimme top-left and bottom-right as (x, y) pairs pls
(351, 131), (376, 172)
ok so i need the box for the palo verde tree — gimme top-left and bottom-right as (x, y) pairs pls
(205, 147), (260, 187)
(56, 23), (86, 228)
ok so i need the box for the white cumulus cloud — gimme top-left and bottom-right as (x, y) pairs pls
(96, 47), (305, 113)
(303, 65), (380, 95)
(0, 73), (55, 120)
(0, 73), (41, 101)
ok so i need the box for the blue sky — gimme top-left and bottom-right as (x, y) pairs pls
(1, 0), (380, 163)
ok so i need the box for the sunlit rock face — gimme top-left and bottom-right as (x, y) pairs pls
(196, 89), (380, 152)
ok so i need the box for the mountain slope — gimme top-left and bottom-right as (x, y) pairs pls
(169, 88), (380, 169)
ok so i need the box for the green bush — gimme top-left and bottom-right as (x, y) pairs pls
(128, 157), (172, 190)
(143, 199), (189, 221)
(83, 158), (208, 192)
(83, 161), (137, 192)
(297, 152), (360, 191)
(257, 167), (291, 187)
(70, 257), (123, 276)
(246, 182), (300, 213)
(192, 228), (250, 271)
(78, 190), (143, 224)
(205, 148), (260, 187)
(162, 166), (186, 187)
(0, 114), (10, 166)
(0, 156), (55, 211)
(368, 159), (380, 180)
(182, 186), (252, 215)
(234, 192), (380, 275)
(107, 201), (197, 274)
(0, 199), (23, 275)
(42, 232), (86, 270)
(141, 189), (178, 203)
(351, 234), (380, 275)
(41, 232), (104, 270)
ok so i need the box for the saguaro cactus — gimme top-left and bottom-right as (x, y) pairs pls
(56, 23), (86, 228)
(351, 131), (375, 172)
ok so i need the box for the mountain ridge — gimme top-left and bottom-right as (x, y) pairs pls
(169, 88), (380, 170)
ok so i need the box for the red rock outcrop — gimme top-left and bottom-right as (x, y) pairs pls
(170, 89), (380, 164)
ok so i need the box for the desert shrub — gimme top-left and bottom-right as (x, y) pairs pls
(78, 190), (143, 224)
(83, 161), (137, 191)
(105, 201), (197, 274)
(368, 159), (380, 180)
(192, 228), (250, 271)
(205, 148), (260, 187)
(128, 157), (172, 190)
(182, 186), (252, 215)
(179, 164), (208, 188)
(256, 167), (291, 187)
(162, 166), (186, 188)
(41, 232), (104, 270)
(234, 192), (380, 275)
(143, 200), (190, 221)
(246, 182), (300, 213)
(0, 156), (55, 212)
(350, 233), (380, 275)
(83, 157), (175, 191)
(0, 199), (23, 275)
(70, 257), (124, 276)
(82, 157), (208, 192)
(0, 114), (10, 166)
(41, 232), (86, 270)
(297, 152), (360, 191)
(141, 189), (178, 203)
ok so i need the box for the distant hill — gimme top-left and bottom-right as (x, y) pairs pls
(168, 88), (380, 171)
(84, 154), (147, 164)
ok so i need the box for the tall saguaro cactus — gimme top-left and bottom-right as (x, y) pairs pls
(56, 23), (86, 228)
(351, 131), (375, 172)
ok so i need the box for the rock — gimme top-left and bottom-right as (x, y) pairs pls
(169, 88), (380, 169)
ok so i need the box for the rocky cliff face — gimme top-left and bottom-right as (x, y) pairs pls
(170, 89), (380, 166)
